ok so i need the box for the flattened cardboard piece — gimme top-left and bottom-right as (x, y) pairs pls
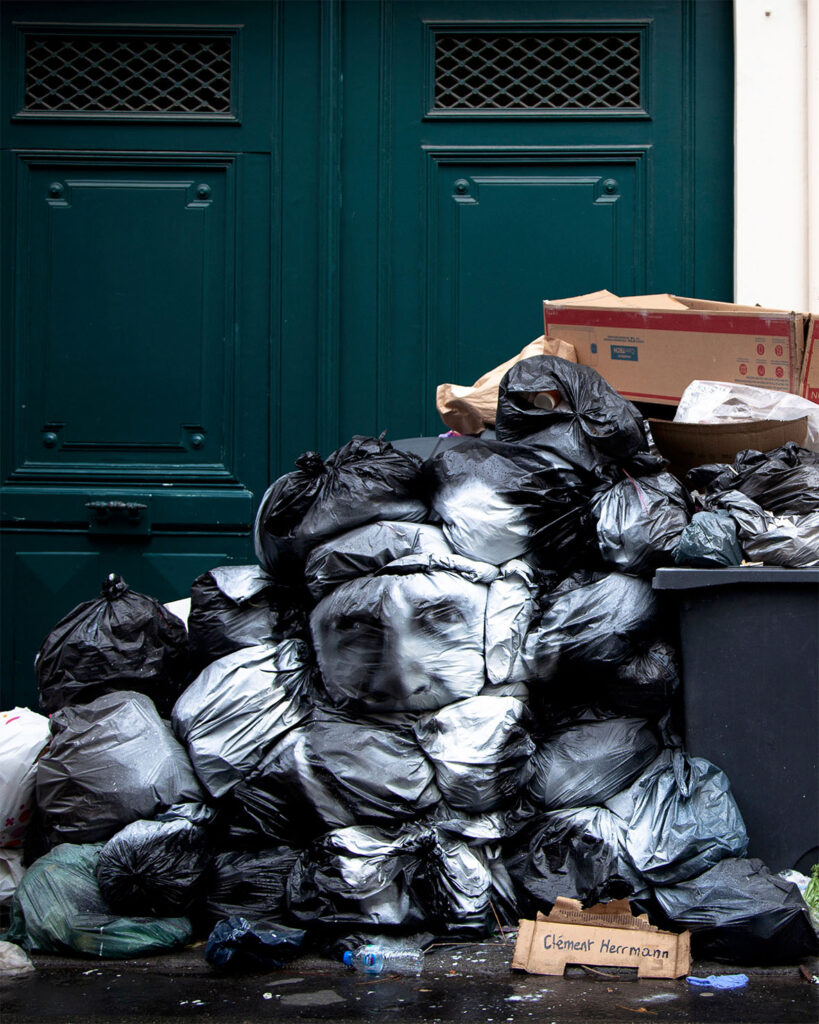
(649, 416), (809, 477)
(543, 293), (806, 406)
(800, 315), (819, 404)
(512, 898), (690, 979)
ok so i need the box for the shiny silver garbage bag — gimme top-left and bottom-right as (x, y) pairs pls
(413, 695), (534, 813)
(172, 640), (314, 799)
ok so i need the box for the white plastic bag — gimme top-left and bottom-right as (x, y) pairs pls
(0, 849), (26, 905)
(675, 380), (819, 452)
(0, 707), (50, 848)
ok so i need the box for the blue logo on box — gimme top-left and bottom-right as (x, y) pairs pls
(611, 344), (638, 361)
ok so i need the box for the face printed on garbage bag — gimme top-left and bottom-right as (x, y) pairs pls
(310, 572), (487, 711)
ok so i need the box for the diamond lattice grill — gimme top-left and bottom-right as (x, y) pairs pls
(434, 32), (641, 110)
(24, 35), (232, 114)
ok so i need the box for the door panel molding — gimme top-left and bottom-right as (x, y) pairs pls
(8, 149), (244, 486)
(422, 144), (650, 432)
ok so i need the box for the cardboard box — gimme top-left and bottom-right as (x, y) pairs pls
(543, 291), (807, 407)
(649, 416), (809, 477)
(801, 315), (819, 403)
(511, 898), (690, 979)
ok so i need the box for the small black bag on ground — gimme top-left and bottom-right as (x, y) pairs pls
(35, 574), (189, 717)
(36, 691), (205, 847)
(413, 696), (534, 813)
(204, 847), (300, 925)
(205, 917), (305, 970)
(593, 469), (692, 575)
(686, 442), (819, 514)
(495, 355), (648, 473)
(188, 565), (310, 670)
(97, 818), (211, 917)
(526, 709), (661, 812)
(172, 640), (314, 800)
(505, 805), (638, 914)
(649, 857), (819, 964)
(254, 437), (427, 575)
(605, 749), (748, 886)
(286, 824), (429, 932)
(674, 509), (744, 567)
(430, 439), (595, 567)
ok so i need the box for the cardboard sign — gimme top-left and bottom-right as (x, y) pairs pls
(512, 898), (691, 979)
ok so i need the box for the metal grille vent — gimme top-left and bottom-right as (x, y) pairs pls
(434, 32), (641, 110)
(24, 34), (232, 114)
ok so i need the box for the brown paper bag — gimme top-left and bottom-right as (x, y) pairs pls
(436, 336), (577, 434)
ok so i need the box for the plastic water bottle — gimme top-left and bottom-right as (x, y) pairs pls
(342, 943), (423, 975)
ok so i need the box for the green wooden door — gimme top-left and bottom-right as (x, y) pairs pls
(0, 0), (733, 708)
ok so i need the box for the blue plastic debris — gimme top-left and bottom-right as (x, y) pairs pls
(687, 973), (749, 989)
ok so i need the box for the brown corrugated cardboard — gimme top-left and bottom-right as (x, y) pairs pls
(511, 898), (690, 979)
(800, 315), (819, 404)
(543, 294), (807, 406)
(649, 417), (809, 477)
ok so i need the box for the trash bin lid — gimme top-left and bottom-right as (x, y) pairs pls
(653, 567), (819, 590)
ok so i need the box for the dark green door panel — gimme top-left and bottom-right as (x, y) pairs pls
(334, 0), (734, 441)
(426, 151), (644, 409)
(1, 0), (276, 706)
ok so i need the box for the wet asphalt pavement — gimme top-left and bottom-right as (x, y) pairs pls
(2, 942), (818, 1024)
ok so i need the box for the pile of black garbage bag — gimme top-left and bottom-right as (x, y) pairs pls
(9, 356), (818, 968)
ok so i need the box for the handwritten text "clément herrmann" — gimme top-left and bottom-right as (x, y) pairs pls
(543, 934), (670, 960)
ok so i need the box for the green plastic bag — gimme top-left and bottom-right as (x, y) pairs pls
(805, 864), (819, 932)
(4, 843), (191, 958)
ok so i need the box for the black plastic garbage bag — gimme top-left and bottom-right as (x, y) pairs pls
(674, 510), (743, 567)
(686, 442), (819, 515)
(593, 470), (692, 575)
(536, 571), (659, 675)
(310, 557), (493, 711)
(710, 490), (819, 567)
(505, 805), (638, 914)
(527, 709), (661, 812)
(187, 565), (309, 670)
(603, 640), (681, 717)
(172, 640), (314, 799)
(35, 573), (188, 717)
(228, 707), (440, 844)
(204, 847), (300, 924)
(286, 825), (429, 931)
(413, 696), (534, 813)
(650, 857), (819, 964)
(605, 749), (748, 886)
(5, 843), (191, 957)
(96, 818), (211, 917)
(430, 439), (594, 566)
(36, 692), (204, 847)
(304, 521), (454, 600)
(205, 916), (305, 969)
(495, 355), (648, 473)
(414, 833), (495, 938)
(254, 437), (427, 575)
(484, 560), (560, 686)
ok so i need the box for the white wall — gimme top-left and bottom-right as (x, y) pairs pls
(734, 0), (817, 311)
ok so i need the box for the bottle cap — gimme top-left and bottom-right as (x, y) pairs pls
(342, 951), (353, 966)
